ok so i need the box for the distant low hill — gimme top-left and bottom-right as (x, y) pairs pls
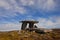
(0, 29), (60, 40)
(52, 29), (60, 32)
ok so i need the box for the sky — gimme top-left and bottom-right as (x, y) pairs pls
(0, 0), (60, 31)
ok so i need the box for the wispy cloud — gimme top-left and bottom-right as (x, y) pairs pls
(36, 16), (60, 29)
(0, 0), (11, 9)
(0, 0), (27, 18)
(39, 0), (56, 11)
(0, 23), (21, 31)
(20, 0), (35, 6)
(20, 0), (56, 11)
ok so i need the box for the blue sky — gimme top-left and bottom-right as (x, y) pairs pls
(0, 0), (60, 31)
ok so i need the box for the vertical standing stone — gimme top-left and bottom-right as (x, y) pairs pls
(29, 23), (34, 28)
(21, 22), (27, 30)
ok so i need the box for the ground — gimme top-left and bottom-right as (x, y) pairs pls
(0, 30), (60, 40)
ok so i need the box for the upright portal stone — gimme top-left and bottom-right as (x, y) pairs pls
(20, 20), (38, 30)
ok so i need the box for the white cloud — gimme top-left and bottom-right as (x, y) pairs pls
(20, 0), (56, 11)
(20, 0), (35, 6)
(49, 16), (60, 25)
(42, 0), (55, 11)
(14, 6), (26, 14)
(0, 0), (26, 17)
(36, 0), (56, 11)
(0, 23), (21, 31)
(0, 0), (12, 9)
(36, 17), (60, 29)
